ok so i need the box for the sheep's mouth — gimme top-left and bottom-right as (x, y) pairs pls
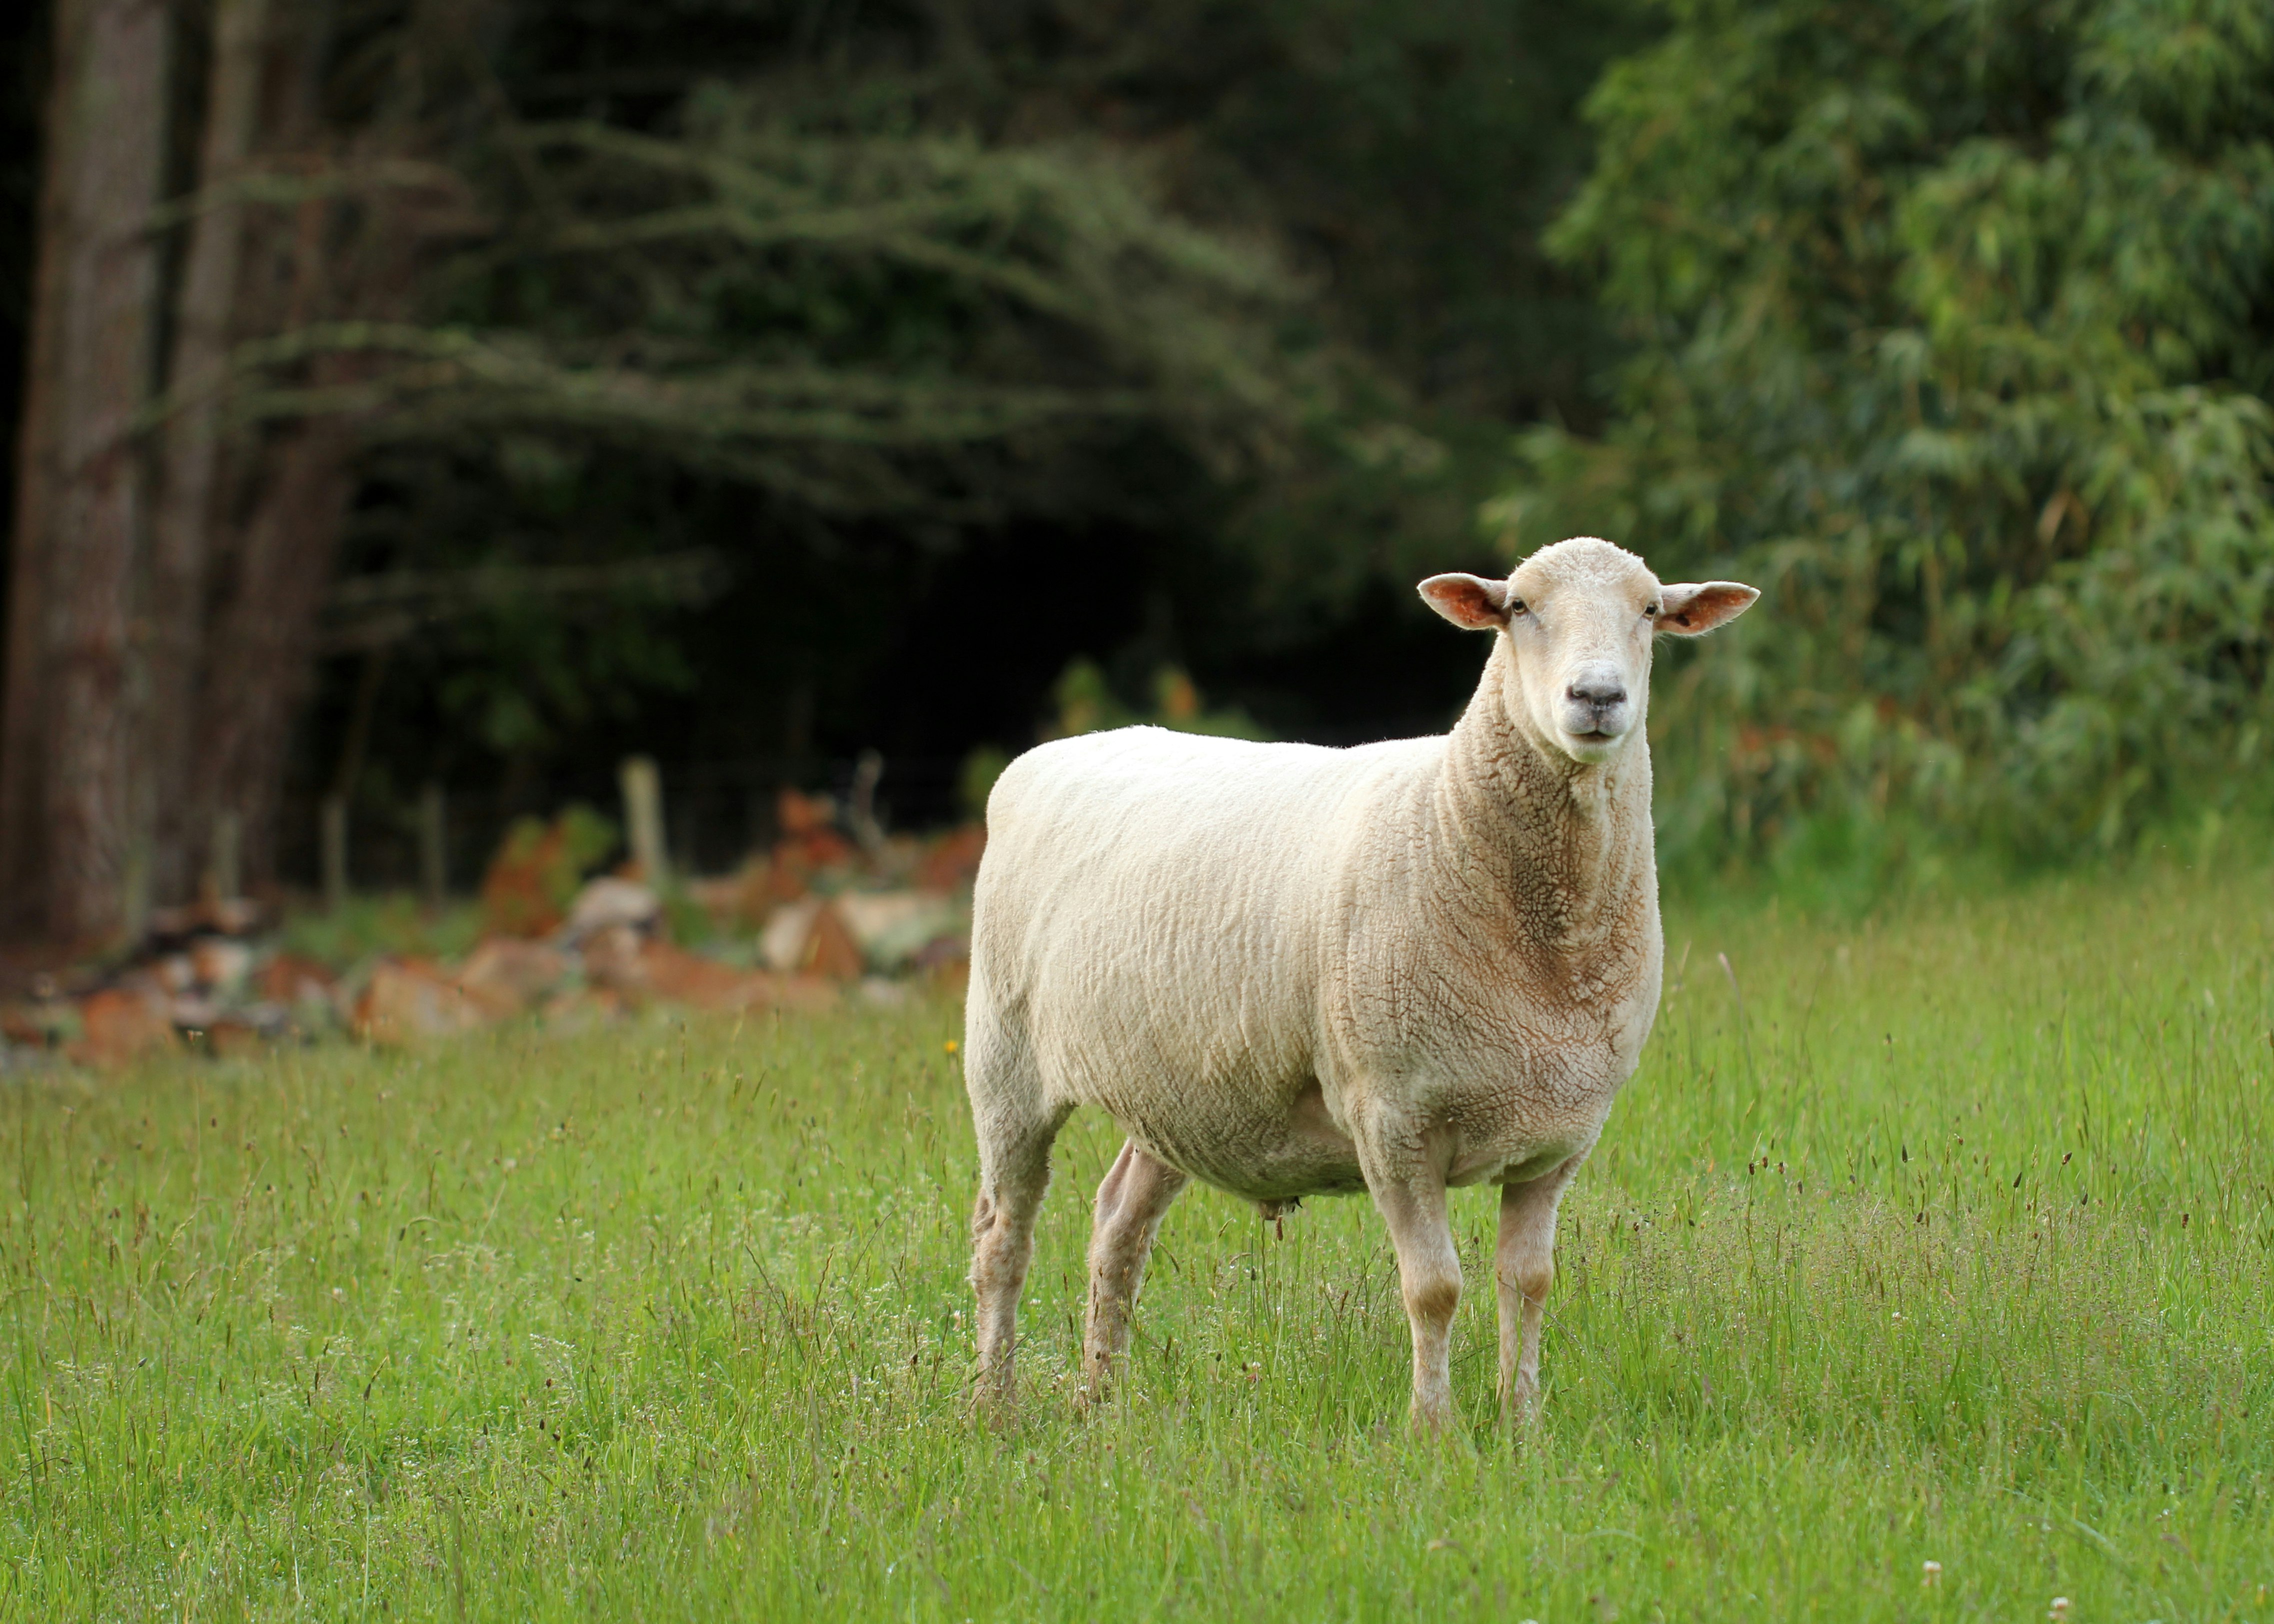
(1558, 723), (1630, 759)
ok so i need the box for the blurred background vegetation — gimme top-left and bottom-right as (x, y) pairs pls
(0, 0), (2269, 946)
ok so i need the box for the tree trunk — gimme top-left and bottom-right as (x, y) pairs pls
(0, 0), (81, 943)
(184, 0), (360, 900)
(189, 0), (472, 899)
(147, 0), (271, 906)
(198, 415), (354, 894)
(8, 0), (173, 947)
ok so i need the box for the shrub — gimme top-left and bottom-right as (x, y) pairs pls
(1497, 0), (2274, 871)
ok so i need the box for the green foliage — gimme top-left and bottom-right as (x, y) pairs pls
(255, 1), (1656, 829)
(1045, 656), (1267, 740)
(658, 885), (713, 948)
(480, 804), (621, 938)
(1146, 0), (1652, 638)
(431, 577), (702, 760)
(956, 743), (1012, 821)
(274, 893), (489, 967)
(281, 49), (1349, 801)
(4, 866), (2271, 1615)
(549, 806), (620, 888)
(257, 85), (1325, 521)
(1501, 0), (2274, 869)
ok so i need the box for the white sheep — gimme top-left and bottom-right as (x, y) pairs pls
(962, 536), (1758, 1427)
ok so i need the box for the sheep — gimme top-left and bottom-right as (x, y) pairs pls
(962, 536), (1759, 1428)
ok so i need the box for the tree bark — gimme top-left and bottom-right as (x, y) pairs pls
(47, 0), (171, 946)
(184, 0), (362, 899)
(0, 0), (81, 942)
(198, 415), (355, 894)
(6, 0), (173, 946)
(10, 0), (474, 930)
(190, 0), (473, 897)
(147, 0), (272, 906)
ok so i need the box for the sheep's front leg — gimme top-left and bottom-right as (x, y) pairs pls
(1497, 1155), (1581, 1420)
(1358, 1132), (1463, 1432)
(1079, 1139), (1188, 1407)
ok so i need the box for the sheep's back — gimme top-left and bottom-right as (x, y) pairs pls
(974, 726), (1434, 1131)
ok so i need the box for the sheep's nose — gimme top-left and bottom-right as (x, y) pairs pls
(1565, 674), (1628, 710)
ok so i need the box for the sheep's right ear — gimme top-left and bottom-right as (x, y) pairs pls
(1419, 573), (1512, 630)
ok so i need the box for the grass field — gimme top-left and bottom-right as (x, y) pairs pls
(4, 864), (2272, 1621)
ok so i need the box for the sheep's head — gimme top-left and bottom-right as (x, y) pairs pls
(1419, 537), (1758, 765)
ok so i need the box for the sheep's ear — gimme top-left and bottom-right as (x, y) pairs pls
(1656, 581), (1759, 636)
(1419, 573), (1512, 630)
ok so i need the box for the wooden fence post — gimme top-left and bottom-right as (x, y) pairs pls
(320, 795), (347, 912)
(849, 748), (888, 858)
(619, 756), (669, 888)
(418, 783), (446, 907)
(208, 809), (241, 902)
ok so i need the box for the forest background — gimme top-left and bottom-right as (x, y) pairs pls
(0, 0), (2269, 950)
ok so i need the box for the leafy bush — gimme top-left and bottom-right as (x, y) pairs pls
(1497, 0), (2274, 872)
(1045, 658), (1267, 741)
(274, 894), (488, 967)
(477, 805), (621, 937)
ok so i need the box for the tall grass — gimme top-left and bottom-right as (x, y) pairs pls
(3, 863), (2271, 1620)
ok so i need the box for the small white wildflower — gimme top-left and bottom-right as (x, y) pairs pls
(2050, 1599), (2070, 1621)
(1922, 1560), (1942, 1588)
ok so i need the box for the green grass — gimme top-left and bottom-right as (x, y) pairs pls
(4, 864), (2273, 1621)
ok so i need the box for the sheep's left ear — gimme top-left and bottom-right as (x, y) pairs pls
(1419, 573), (1512, 630)
(1655, 581), (1759, 636)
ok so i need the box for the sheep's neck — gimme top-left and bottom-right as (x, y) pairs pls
(1431, 641), (1655, 966)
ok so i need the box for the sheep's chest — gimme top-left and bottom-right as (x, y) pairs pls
(1331, 913), (1662, 1187)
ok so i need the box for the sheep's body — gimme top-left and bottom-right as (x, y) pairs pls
(968, 721), (1654, 1206)
(961, 537), (1755, 1427)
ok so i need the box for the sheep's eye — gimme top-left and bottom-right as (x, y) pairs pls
(1645, 602), (1662, 617)
(1507, 599), (1526, 616)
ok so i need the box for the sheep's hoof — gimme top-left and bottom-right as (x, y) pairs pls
(1499, 1376), (1543, 1425)
(1408, 1398), (1457, 1436)
(1075, 1342), (1126, 1415)
(972, 1376), (1018, 1431)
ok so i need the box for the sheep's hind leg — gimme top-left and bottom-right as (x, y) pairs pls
(1496, 1154), (1582, 1422)
(968, 1099), (1070, 1424)
(1356, 1126), (1463, 1433)
(1079, 1139), (1188, 1408)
